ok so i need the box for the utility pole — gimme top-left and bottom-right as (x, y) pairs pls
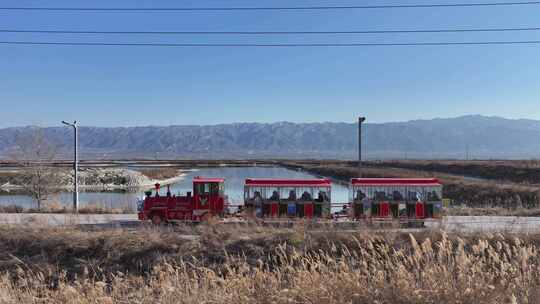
(358, 117), (366, 177)
(62, 120), (79, 213)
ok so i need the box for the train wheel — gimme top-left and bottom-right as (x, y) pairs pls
(151, 214), (164, 226)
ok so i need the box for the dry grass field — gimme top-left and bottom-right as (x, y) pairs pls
(0, 223), (538, 303)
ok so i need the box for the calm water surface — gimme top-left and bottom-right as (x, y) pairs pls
(0, 167), (350, 212)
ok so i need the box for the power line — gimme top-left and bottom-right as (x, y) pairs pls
(1, 27), (540, 35)
(1, 40), (540, 47)
(1, 2), (540, 11)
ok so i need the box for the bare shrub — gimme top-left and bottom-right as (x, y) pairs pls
(0, 205), (24, 213)
(10, 127), (61, 209)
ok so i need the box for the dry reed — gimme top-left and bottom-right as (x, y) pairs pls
(0, 224), (539, 303)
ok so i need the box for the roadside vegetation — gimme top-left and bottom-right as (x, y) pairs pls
(0, 203), (132, 214)
(0, 223), (537, 303)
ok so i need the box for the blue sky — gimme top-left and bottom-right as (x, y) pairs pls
(1, 0), (539, 127)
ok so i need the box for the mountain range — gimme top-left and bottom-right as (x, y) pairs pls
(1, 115), (539, 159)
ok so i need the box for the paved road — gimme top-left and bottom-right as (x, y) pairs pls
(435, 216), (540, 233)
(1, 214), (540, 233)
(0, 213), (139, 227)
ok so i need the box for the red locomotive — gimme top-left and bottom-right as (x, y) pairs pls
(137, 177), (226, 225)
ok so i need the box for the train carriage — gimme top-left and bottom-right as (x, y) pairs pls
(350, 178), (443, 226)
(244, 178), (332, 219)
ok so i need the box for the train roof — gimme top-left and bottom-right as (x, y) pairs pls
(245, 178), (331, 187)
(193, 177), (225, 183)
(351, 178), (441, 186)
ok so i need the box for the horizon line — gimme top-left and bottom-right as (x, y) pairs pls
(0, 114), (537, 129)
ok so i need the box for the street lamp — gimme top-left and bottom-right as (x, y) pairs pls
(62, 120), (79, 213)
(358, 117), (366, 177)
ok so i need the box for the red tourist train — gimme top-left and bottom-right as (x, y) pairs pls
(138, 176), (443, 226)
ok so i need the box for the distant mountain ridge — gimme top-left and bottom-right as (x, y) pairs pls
(1, 115), (540, 159)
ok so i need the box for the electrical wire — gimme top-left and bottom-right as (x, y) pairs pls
(1, 40), (540, 47)
(1, 2), (540, 11)
(1, 27), (540, 35)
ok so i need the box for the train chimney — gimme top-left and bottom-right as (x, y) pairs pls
(155, 183), (161, 197)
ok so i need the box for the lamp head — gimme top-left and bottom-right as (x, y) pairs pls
(62, 121), (77, 127)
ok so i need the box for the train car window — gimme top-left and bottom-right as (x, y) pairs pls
(374, 188), (387, 201)
(268, 187), (280, 200)
(392, 186), (405, 201)
(317, 187), (330, 202)
(250, 187), (264, 199)
(210, 183), (220, 195)
(194, 183), (204, 195)
(244, 186), (250, 201)
(427, 186), (442, 201)
(408, 186), (423, 201)
(281, 187), (297, 201)
(219, 183), (225, 196)
(355, 187), (367, 201)
(299, 187), (313, 201)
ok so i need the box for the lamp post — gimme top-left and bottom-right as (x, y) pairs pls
(358, 117), (366, 177)
(62, 120), (78, 213)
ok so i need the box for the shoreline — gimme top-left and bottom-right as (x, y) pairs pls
(0, 168), (186, 194)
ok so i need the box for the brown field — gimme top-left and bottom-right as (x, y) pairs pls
(281, 160), (540, 211)
(367, 159), (540, 184)
(0, 223), (539, 303)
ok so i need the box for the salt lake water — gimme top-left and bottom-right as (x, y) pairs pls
(0, 167), (350, 212)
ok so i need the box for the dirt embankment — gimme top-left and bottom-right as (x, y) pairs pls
(369, 160), (540, 184)
(0, 167), (184, 193)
